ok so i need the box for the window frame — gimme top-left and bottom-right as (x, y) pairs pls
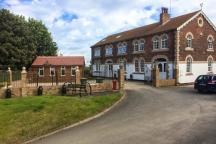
(139, 40), (145, 51)
(186, 34), (193, 48)
(207, 37), (214, 49)
(94, 48), (101, 57)
(135, 59), (139, 72)
(71, 66), (76, 76)
(186, 57), (193, 73)
(61, 66), (66, 76)
(153, 36), (160, 50)
(161, 35), (168, 49)
(140, 59), (145, 72)
(134, 41), (139, 52)
(118, 42), (127, 54)
(38, 67), (44, 77)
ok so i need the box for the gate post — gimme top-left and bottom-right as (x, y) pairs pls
(21, 67), (28, 97)
(152, 64), (160, 88)
(118, 64), (125, 90)
(75, 66), (81, 84)
(7, 67), (12, 87)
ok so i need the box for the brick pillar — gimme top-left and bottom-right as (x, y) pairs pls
(75, 66), (81, 84)
(152, 64), (160, 88)
(21, 67), (28, 97)
(118, 64), (125, 90)
(174, 68), (179, 86)
(174, 30), (180, 85)
(7, 67), (12, 87)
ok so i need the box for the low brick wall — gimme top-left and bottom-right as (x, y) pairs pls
(158, 79), (176, 87)
(0, 81), (114, 98)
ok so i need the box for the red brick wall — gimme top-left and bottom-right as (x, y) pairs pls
(92, 31), (176, 64)
(28, 65), (84, 83)
(179, 14), (216, 61)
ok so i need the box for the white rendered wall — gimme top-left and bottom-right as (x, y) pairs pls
(178, 63), (215, 84)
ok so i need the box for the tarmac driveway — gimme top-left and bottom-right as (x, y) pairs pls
(32, 81), (216, 144)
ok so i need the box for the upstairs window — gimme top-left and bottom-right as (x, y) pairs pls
(153, 36), (160, 49)
(139, 40), (145, 51)
(208, 58), (213, 72)
(186, 57), (193, 73)
(61, 66), (66, 76)
(161, 35), (168, 48)
(208, 36), (214, 49)
(105, 46), (113, 56)
(134, 41), (139, 52)
(118, 42), (127, 54)
(186, 34), (193, 48)
(94, 48), (101, 57)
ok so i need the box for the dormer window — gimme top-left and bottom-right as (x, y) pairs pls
(118, 42), (127, 54)
(161, 34), (168, 48)
(153, 36), (160, 49)
(94, 48), (101, 57)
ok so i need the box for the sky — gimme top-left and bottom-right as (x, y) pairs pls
(0, 0), (216, 65)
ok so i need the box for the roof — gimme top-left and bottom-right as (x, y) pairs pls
(93, 10), (200, 47)
(32, 56), (85, 66)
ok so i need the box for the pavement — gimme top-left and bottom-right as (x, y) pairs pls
(31, 81), (216, 144)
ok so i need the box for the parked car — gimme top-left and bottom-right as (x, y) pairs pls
(194, 74), (216, 93)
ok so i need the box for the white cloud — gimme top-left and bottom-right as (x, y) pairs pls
(1, 0), (216, 65)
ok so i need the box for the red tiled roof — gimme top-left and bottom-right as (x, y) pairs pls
(32, 56), (85, 66)
(92, 10), (200, 47)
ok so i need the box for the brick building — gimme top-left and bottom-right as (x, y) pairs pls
(29, 56), (85, 83)
(91, 7), (216, 84)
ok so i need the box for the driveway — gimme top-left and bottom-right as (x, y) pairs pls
(31, 81), (216, 144)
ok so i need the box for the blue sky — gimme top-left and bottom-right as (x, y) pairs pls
(1, 0), (216, 64)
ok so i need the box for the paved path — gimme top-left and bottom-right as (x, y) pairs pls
(32, 82), (216, 144)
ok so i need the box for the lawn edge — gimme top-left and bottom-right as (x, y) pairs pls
(24, 91), (126, 144)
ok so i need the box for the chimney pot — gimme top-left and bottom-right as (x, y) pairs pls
(160, 7), (170, 24)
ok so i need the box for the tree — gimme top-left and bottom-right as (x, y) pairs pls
(28, 18), (58, 56)
(0, 9), (58, 69)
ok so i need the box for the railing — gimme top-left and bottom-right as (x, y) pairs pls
(0, 70), (8, 88)
(12, 71), (21, 87)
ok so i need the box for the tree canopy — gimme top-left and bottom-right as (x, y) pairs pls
(0, 9), (58, 69)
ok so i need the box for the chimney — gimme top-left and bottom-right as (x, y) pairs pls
(160, 7), (170, 24)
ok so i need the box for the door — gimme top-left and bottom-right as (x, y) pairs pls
(158, 62), (167, 80)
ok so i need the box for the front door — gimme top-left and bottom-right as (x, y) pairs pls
(158, 62), (167, 80)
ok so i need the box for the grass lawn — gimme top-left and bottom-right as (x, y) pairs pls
(0, 92), (122, 144)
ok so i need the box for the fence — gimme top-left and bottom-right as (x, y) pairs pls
(0, 70), (8, 88)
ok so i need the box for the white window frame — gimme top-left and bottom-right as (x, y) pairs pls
(139, 40), (145, 51)
(71, 66), (76, 76)
(186, 57), (193, 73)
(61, 66), (66, 76)
(134, 41), (139, 52)
(118, 42), (127, 54)
(135, 59), (139, 72)
(186, 34), (193, 48)
(161, 35), (168, 49)
(140, 59), (145, 72)
(94, 48), (101, 57)
(105, 47), (113, 56)
(208, 37), (214, 49)
(38, 67), (44, 77)
(153, 36), (160, 49)
(208, 58), (213, 72)
(50, 67), (55, 76)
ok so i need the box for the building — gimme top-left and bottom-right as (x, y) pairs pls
(91, 7), (216, 84)
(29, 56), (85, 83)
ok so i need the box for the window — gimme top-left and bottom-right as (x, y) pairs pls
(105, 47), (113, 56)
(71, 66), (76, 76)
(38, 67), (44, 77)
(186, 35), (193, 48)
(140, 60), (145, 72)
(139, 40), (145, 51)
(94, 48), (101, 57)
(186, 57), (192, 73)
(96, 62), (100, 71)
(50, 67), (55, 76)
(161, 35), (168, 48)
(61, 66), (66, 76)
(208, 37), (213, 49)
(208, 58), (213, 71)
(134, 41), (139, 52)
(118, 43), (127, 54)
(153, 36), (160, 49)
(135, 60), (139, 72)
